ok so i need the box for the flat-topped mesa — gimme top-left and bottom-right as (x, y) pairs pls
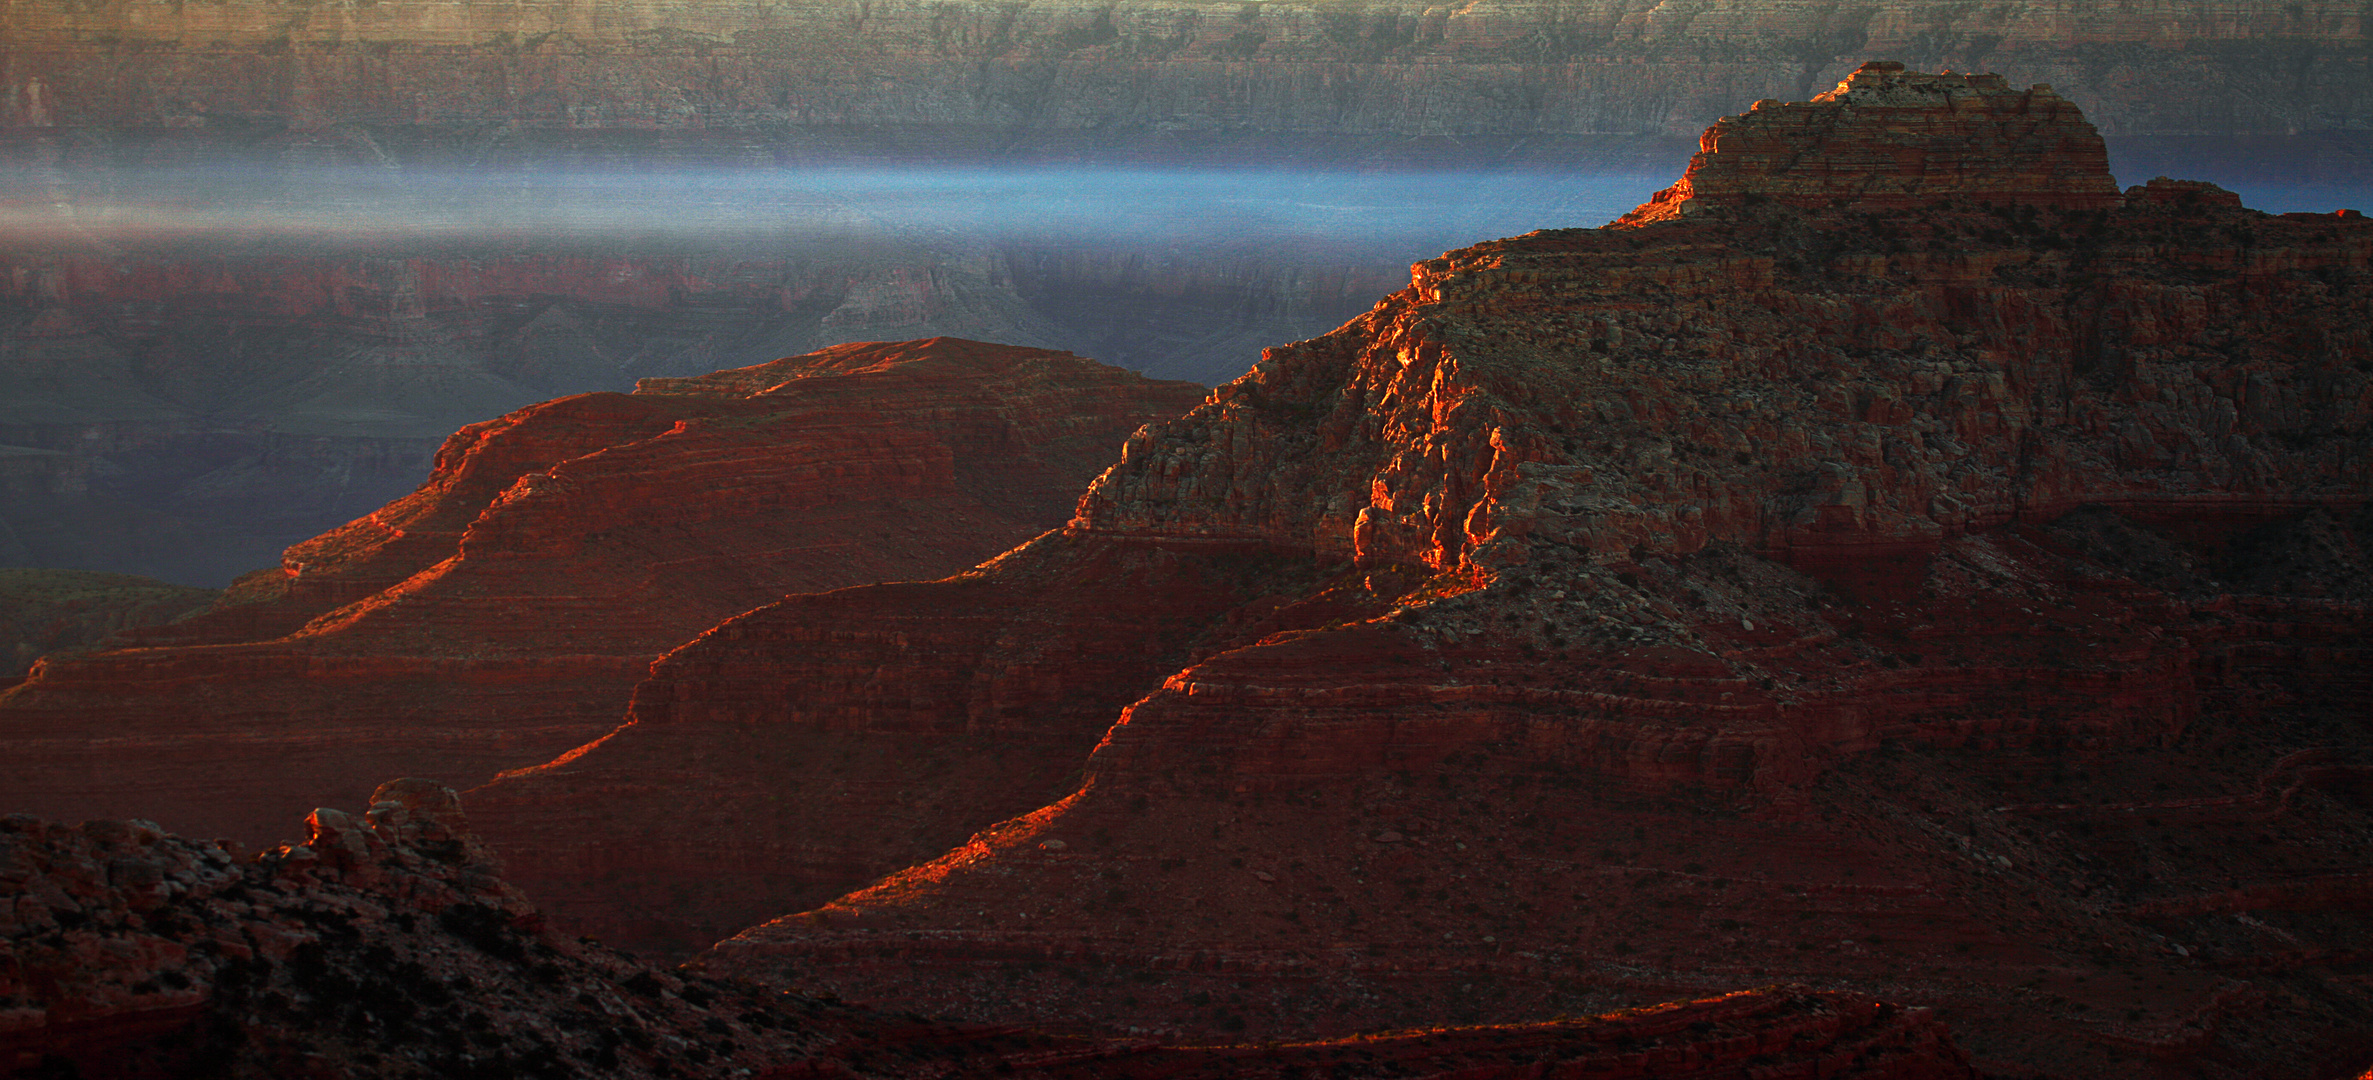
(1619, 60), (2122, 225)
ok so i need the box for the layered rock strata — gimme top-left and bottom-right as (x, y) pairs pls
(695, 512), (2373, 1075)
(0, 0), (2365, 142)
(1621, 62), (2124, 224)
(472, 68), (2369, 1076)
(0, 338), (1203, 850)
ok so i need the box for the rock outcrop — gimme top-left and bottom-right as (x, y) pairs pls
(0, 338), (1204, 850)
(1620, 62), (2123, 224)
(0, 779), (850, 1078)
(0, 0), (2365, 144)
(463, 67), (2373, 1077)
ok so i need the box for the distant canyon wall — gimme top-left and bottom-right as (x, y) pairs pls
(0, 240), (1386, 583)
(0, 0), (2366, 145)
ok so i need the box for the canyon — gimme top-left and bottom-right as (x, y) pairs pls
(6, 0), (2365, 589)
(0, 0), (2365, 146)
(1, 52), (2369, 1080)
(463, 64), (2368, 1077)
(0, 337), (1202, 853)
(0, 229), (1395, 585)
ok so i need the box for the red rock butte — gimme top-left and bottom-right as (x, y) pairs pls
(1620, 61), (2124, 225)
(0, 337), (1203, 850)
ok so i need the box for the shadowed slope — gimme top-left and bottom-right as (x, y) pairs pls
(0, 782), (1976, 1079)
(0, 338), (1203, 848)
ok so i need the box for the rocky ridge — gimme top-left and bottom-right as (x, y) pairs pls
(0, 338), (1203, 849)
(0, 784), (1978, 1078)
(463, 65), (2373, 1077)
(1, 780), (845, 1078)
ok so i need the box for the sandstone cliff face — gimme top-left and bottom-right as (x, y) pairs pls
(694, 297), (2371, 1071)
(0, 0), (2363, 141)
(467, 68), (2370, 1077)
(1621, 62), (2123, 224)
(0, 338), (1204, 853)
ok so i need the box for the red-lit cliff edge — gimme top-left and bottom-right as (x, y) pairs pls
(0, 338), (1204, 851)
(1, 58), (2367, 1079)
(460, 64), (2373, 1078)
(0, 310), (1961, 1074)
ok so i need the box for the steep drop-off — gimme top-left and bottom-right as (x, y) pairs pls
(0, 0), (2365, 145)
(470, 65), (2372, 1077)
(0, 338), (1204, 853)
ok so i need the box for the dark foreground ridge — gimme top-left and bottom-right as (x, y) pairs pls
(1, 781), (837, 1077)
(0, 787), (1973, 1078)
